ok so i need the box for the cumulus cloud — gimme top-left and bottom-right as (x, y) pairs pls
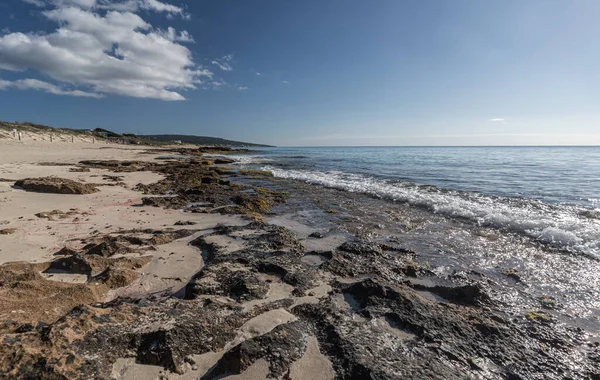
(237, 85), (248, 91)
(212, 54), (234, 71)
(4, 0), (204, 100)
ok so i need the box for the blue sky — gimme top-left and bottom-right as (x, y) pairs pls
(0, 0), (598, 146)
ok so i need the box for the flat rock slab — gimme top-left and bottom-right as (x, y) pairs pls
(14, 177), (99, 194)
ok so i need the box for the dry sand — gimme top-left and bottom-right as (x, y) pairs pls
(0, 139), (244, 299)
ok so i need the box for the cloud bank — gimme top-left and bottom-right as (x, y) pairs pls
(0, 0), (211, 100)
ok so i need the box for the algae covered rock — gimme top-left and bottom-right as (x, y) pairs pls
(14, 177), (99, 195)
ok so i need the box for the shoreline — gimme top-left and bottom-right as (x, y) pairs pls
(0, 139), (598, 379)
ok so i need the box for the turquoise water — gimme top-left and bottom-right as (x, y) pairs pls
(229, 146), (600, 258)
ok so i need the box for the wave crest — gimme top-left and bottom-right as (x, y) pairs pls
(264, 166), (600, 258)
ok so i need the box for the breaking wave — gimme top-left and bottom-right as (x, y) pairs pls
(203, 154), (274, 165)
(263, 166), (600, 258)
(229, 155), (274, 165)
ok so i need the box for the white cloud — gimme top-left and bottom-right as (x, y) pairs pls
(211, 80), (226, 88)
(212, 54), (234, 71)
(157, 27), (194, 43)
(1, 1), (209, 100)
(282, 80), (290, 84)
(0, 78), (11, 89)
(138, 0), (186, 16)
(489, 118), (506, 122)
(0, 77), (103, 97)
(237, 85), (248, 91)
(22, 0), (189, 17)
(255, 71), (261, 76)
(22, 0), (46, 6)
(54, 0), (96, 9)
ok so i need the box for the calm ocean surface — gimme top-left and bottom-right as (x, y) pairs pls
(230, 146), (600, 258)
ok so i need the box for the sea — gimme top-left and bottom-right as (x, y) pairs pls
(231, 146), (600, 259)
(218, 146), (600, 334)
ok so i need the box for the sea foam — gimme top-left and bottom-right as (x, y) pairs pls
(263, 166), (600, 258)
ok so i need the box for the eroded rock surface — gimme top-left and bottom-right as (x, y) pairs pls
(14, 177), (99, 194)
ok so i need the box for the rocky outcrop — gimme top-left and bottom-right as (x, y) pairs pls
(14, 177), (99, 194)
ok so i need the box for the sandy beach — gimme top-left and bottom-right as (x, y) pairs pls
(0, 136), (598, 380)
(0, 137), (339, 379)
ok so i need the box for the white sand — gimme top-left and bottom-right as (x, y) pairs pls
(0, 140), (245, 296)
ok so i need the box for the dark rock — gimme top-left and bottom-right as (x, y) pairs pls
(252, 226), (304, 253)
(213, 158), (235, 165)
(47, 254), (92, 277)
(201, 176), (218, 184)
(69, 167), (91, 173)
(185, 266), (269, 302)
(84, 241), (134, 257)
(338, 240), (383, 256)
(135, 329), (179, 372)
(174, 220), (197, 226)
(0, 228), (17, 235)
(53, 247), (79, 258)
(415, 283), (492, 306)
(91, 266), (140, 289)
(200, 321), (308, 379)
(14, 177), (99, 195)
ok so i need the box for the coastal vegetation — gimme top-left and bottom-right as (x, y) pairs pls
(0, 120), (270, 147)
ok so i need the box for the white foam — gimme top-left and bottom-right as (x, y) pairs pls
(206, 154), (273, 165)
(264, 167), (600, 258)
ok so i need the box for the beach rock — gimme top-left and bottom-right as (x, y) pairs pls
(148, 229), (195, 245)
(35, 209), (78, 220)
(69, 167), (90, 172)
(255, 256), (319, 295)
(338, 240), (383, 256)
(53, 247), (80, 256)
(14, 177), (99, 195)
(200, 321), (308, 379)
(0, 228), (17, 235)
(174, 220), (197, 226)
(292, 277), (588, 379)
(47, 253), (92, 277)
(185, 265), (270, 302)
(142, 196), (179, 208)
(201, 175), (219, 184)
(410, 283), (492, 306)
(213, 158), (236, 164)
(253, 225), (304, 253)
(91, 266), (141, 289)
(84, 240), (134, 257)
(79, 160), (146, 172)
